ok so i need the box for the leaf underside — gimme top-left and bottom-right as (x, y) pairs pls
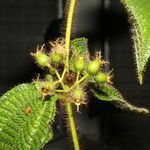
(0, 83), (56, 150)
(121, 0), (150, 84)
(91, 83), (149, 114)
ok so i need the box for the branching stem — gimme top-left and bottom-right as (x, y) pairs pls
(69, 74), (89, 91)
(76, 71), (80, 83)
(54, 69), (65, 89)
(54, 74), (89, 93)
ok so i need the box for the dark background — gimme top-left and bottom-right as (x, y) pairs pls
(0, 0), (150, 150)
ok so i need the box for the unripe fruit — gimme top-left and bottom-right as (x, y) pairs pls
(95, 73), (109, 83)
(44, 82), (55, 91)
(87, 59), (101, 74)
(49, 66), (55, 75)
(74, 57), (85, 72)
(45, 74), (53, 81)
(51, 52), (62, 63)
(33, 51), (49, 67)
(64, 85), (70, 91)
(74, 88), (84, 99)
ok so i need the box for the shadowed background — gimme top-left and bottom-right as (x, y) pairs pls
(0, 0), (150, 150)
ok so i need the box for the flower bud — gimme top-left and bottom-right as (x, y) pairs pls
(51, 52), (62, 64)
(74, 57), (85, 72)
(32, 51), (49, 67)
(87, 59), (101, 74)
(44, 82), (55, 91)
(95, 73), (110, 83)
(73, 87), (84, 99)
(45, 74), (53, 81)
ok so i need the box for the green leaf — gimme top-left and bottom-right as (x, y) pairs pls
(91, 83), (149, 114)
(70, 37), (89, 56)
(91, 84), (123, 101)
(70, 38), (90, 72)
(121, 0), (150, 84)
(0, 83), (57, 150)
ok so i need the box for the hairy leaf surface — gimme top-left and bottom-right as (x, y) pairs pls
(122, 0), (150, 84)
(70, 38), (90, 71)
(71, 37), (89, 56)
(91, 83), (149, 114)
(0, 83), (57, 150)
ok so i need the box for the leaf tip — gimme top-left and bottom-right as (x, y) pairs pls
(138, 73), (143, 85)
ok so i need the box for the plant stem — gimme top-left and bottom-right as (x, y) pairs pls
(55, 74), (89, 93)
(76, 71), (80, 82)
(66, 102), (80, 150)
(65, 0), (76, 69)
(54, 69), (65, 89)
(55, 69), (61, 80)
(68, 74), (89, 91)
(64, 1), (80, 150)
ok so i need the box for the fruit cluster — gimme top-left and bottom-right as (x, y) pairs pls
(31, 38), (113, 111)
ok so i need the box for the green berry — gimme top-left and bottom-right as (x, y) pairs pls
(74, 57), (85, 71)
(87, 60), (101, 74)
(74, 88), (84, 99)
(49, 66), (55, 75)
(34, 51), (49, 67)
(45, 74), (53, 81)
(51, 52), (62, 63)
(95, 73), (108, 83)
(64, 85), (70, 91)
(44, 82), (55, 91)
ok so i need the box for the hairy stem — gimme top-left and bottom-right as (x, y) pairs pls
(68, 74), (89, 91)
(66, 102), (80, 150)
(54, 69), (65, 89)
(55, 74), (89, 93)
(65, 0), (76, 69)
(64, 1), (80, 150)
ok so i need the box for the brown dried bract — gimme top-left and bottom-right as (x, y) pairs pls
(40, 87), (52, 99)
(64, 71), (77, 85)
(49, 38), (65, 54)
